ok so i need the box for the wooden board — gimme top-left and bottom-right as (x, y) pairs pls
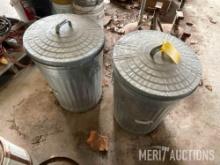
(145, 0), (172, 13)
(0, 51), (26, 76)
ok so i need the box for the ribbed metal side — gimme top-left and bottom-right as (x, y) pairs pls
(72, 2), (104, 27)
(73, 0), (103, 7)
(113, 70), (178, 135)
(35, 53), (103, 112)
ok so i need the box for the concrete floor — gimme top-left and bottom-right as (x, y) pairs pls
(0, 0), (220, 164)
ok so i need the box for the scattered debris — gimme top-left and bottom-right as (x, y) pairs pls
(170, 10), (184, 36)
(125, 4), (132, 10)
(110, 0), (133, 9)
(86, 130), (109, 152)
(105, 62), (111, 68)
(31, 135), (46, 144)
(179, 22), (193, 41)
(105, 71), (112, 78)
(199, 80), (203, 86)
(8, 118), (26, 138)
(102, 78), (109, 87)
(132, 2), (140, 9)
(106, 26), (111, 30)
(205, 85), (213, 92)
(112, 26), (125, 34)
(104, 16), (112, 27)
(104, 47), (110, 53)
(186, 22), (193, 26)
(208, 16), (217, 24)
(190, 40), (198, 45)
(123, 22), (138, 34)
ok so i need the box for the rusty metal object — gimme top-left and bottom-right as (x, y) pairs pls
(180, 23), (192, 41)
(145, 0), (172, 14)
(179, 0), (186, 9)
(150, 2), (163, 31)
(138, 0), (147, 26)
(170, 10), (184, 36)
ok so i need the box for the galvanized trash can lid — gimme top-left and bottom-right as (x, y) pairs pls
(113, 30), (202, 100)
(23, 14), (104, 66)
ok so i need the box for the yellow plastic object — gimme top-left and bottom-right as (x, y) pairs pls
(52, 0), (72, 5)
(0, 57), (8, 65)
(160, 41), (181, 64)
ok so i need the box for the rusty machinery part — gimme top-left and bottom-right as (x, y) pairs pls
(0, 17), (12, 36)
(179, 0), (186, 9)
(39, 156), (79, 165)
(150, 2), (164, 31)
(138, 0), (147, 26)
(170, 10), (184, 36)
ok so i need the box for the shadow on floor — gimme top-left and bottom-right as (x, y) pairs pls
(112, 118), (180, 165)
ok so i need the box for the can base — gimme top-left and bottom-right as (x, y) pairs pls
(113, 112), (160, 135)
(59, 90), (103, 113)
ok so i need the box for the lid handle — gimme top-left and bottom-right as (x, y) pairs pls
(150, 41), (181, 64)
(55, 19), (72, 35)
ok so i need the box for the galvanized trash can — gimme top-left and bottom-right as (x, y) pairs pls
(113, 30), (202, 134)
(23, 14), (104, 112)
(73, 0), (103, 7)
(72, 0), (104, 28)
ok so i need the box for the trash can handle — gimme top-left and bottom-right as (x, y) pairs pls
(150, 41), (181, 64)
(55, 19), (72, 35)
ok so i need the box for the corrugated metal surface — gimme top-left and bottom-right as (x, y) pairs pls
(113, 72), (177, 134)
(72, 2), (104, 28)
(36, 53), (103, 112)
(113, 30), (202, 134)
(72, 0), (103, 7)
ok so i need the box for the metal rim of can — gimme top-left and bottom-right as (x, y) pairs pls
(72, 0), (103, 7)
(113, 65), (195, 102)
(72, 1), (104, 14)
(0, 138), (5, 165)
(0, 137), (32, 165)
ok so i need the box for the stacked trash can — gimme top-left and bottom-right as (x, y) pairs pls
(72, 0), (104, 27)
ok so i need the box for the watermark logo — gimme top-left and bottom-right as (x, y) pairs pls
(139, 146), (215, 162)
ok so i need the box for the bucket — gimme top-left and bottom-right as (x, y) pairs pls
(0, 137), (32, 165)
(72, 2), (104, 28)
(72, 0), (103, 7)
(10, 0), (36, 23)
(52, 0), (73, 13)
